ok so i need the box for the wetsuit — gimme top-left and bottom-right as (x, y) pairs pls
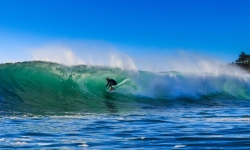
(106, 79), (117, 87)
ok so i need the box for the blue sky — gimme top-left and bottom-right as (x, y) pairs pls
(0, 0), (249, 71)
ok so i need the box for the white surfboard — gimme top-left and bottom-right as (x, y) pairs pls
(107, 90), (115, 93)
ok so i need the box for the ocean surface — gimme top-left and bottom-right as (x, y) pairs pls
(1, 61), (250, 149)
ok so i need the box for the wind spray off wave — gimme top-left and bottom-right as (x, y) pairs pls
(0, 61), (250, 113)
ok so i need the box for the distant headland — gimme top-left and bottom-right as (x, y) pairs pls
(232, 52), (250, 71)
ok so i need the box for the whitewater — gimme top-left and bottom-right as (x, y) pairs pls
(1, 61), (250, 149)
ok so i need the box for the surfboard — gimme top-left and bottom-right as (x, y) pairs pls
(107, 90), (115, 93)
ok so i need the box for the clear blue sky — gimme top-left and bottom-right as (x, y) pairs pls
(0, 0), (250, 70)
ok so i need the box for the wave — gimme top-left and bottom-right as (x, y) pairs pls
(0, 61), (250, 113)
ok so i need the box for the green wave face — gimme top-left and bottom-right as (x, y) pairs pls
(0, 61), (140, 113)
(0, 61), (250, 113)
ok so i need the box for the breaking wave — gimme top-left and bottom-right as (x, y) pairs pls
(0, 61), (250, 113)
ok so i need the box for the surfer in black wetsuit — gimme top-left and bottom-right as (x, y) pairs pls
(105, 78), (117, 91)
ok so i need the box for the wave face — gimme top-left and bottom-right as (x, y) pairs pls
(1, 61), (250, 113)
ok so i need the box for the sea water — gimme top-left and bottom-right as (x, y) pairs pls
(1, 106), (250, 149)
(1, 61), (250, 149)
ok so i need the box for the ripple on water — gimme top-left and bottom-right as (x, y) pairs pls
(1, 107), (250, 149)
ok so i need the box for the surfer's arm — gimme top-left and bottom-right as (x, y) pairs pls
(105, 82), (109, 87)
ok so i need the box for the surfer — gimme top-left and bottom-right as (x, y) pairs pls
(105, 78), (117, 91)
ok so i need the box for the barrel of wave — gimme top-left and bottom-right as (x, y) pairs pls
(79, 67), (138, 99)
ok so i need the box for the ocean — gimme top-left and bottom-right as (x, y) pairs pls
(1, 61), (250, 149)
